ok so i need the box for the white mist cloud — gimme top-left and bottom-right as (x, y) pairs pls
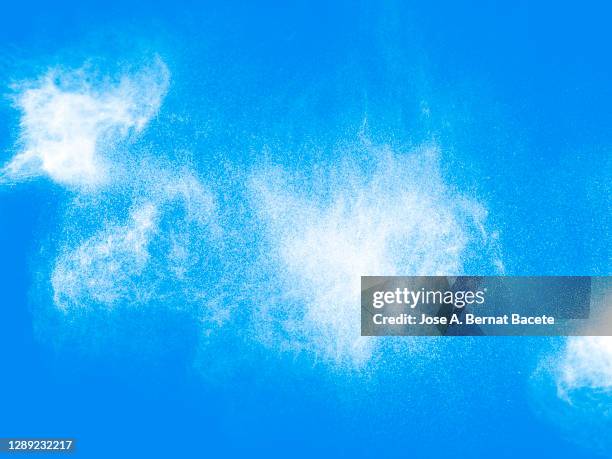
(7, 58), (505, 371)
(556, 337), (612, 398)
(0, 59), (229, 326)
(51, 170), (219, 310)
(249, 144), (502, 365)
(2, 59), (169, 188)
(52, 202), (159, 308)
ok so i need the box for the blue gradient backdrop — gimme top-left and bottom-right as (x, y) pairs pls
(0, 1), (610, 458)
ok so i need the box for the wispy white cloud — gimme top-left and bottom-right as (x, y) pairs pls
(52, 202), (159, 307)
(556, 336), (612, 399)
(2, 59), (169, 189)
(8, 58), (504, 372)
(0, 58), (225, 317)
(51, 170), (219, 311)
(248, 144), (502, 365)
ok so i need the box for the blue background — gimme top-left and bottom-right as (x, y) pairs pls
(0, 1), (610, 457)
